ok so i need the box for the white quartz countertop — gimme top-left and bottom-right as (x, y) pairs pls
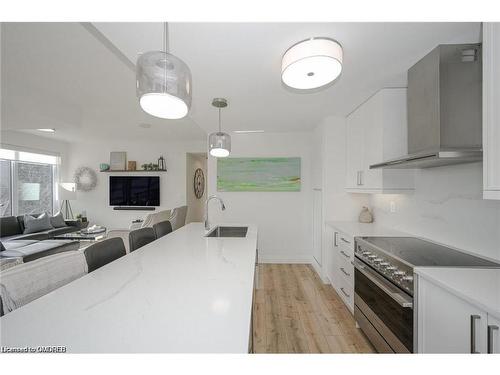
(325, 220), (407, 237)
(415, 267), (500, 320)
(0, 223), (257, 353)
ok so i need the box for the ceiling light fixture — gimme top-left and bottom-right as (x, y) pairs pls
(281, 37), (343, 90)
(208, 98), (231, 158)
(37, 128), (55, 133)
(136, 23), (192, 119)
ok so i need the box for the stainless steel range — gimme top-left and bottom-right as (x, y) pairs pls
(354, 236), (500, 353)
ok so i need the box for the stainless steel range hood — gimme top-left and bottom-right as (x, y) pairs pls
(370, 44), (483, 170)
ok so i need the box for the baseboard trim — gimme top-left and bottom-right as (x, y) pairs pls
(310, 258), (330, 284)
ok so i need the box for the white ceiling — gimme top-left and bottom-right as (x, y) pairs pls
(1, 22), (481, 143)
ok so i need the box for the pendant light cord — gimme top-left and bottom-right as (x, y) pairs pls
(163, 22), (169, 53)
(218, 108), (222, 133)
(163, 22), (169, 93)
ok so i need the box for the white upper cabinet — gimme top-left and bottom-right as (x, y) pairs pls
(483, 23), (500, 200)
(345, 88), (414, 193)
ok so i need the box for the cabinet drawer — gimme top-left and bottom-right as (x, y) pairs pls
(338, 241), (354, 259)
(336, 275), (354, 313)
(337, 249), (354, 285)
(333, 229), (354, 250)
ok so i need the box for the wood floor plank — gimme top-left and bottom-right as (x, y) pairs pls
(253, 264), (374, 354)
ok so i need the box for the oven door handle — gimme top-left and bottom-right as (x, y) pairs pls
(354, 260), (413, 308)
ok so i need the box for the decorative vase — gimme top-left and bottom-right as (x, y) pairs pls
(99, 163), (110, 171)
(359, 206), (374, 223)
(158, 156), (166, 171)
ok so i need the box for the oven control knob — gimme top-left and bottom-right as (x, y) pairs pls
(393, 271), (406, 278)
(373, 258), (383, 264)
(362, 251), (371, 256)
(386, 266), (397, 272)
(379, 262), (390, 268)
(402, 275), (414, 282)
(368, 255), (377, 260)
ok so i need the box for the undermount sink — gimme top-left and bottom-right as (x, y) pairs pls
(205, 226), (248, 238)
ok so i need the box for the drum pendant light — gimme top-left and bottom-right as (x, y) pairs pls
(281, 37), (343, 90)
(136, 23), (192, 119)
(208, 98), (231, 158)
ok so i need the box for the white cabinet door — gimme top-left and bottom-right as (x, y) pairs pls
(418, 277), (487, 353)
(487, 315), (500, 354)
(345, 88), (414, 193)
(345, 109), (364, 190)
(483, 23), (500, 200)
(312, 189), (322, 266)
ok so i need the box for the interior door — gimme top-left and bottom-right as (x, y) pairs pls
(312, 189), (322, 266)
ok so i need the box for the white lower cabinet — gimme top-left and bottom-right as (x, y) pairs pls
(330, 226), (355, 313)
(417, 276), (499, 353)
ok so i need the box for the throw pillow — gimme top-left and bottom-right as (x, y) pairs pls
(50, 211), (67, 228)
(23, 213), (54, 234)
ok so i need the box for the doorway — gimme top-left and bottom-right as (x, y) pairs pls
(186, 153), (207, 223)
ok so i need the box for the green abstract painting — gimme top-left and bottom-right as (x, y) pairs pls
(217, 157), (301, 192)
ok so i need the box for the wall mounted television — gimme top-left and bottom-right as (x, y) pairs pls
(109, 176), (160, 207)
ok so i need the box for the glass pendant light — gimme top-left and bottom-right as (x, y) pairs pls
(208, 98), (231, 158)
(136, 23), (192, 119)
(282, 37), (343, 90)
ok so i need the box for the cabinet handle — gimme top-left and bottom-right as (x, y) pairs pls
(488, 325), (499, 354)
(340, 237), (350, 244)
(470, 315), (481, 354)
(334, 232), (338, 247)
(340, 287), (350, 298)
(340, 250), (351, 259)
(340, 267), (350, 277)
(359, 171), (363, 185)
(356, 171), (361, 186)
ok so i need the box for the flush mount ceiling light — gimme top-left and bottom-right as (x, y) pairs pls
(136, 23), (192, 119)
(208, 98), (231, 158)
(37, 128), (55, 133)
(281, 37), (343, 90)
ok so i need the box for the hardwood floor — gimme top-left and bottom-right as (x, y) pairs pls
(252, 264), (375, 353)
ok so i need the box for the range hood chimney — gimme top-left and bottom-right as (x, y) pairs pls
(370, 43), (482, 169)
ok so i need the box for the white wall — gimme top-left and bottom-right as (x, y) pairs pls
(186, 153), (207, 223)
(207, 132), (313, 263)
(369, 162), (500, 261)
(66, 138), (205, 229)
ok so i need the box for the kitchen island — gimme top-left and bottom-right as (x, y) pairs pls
(0, 223), (258, 353)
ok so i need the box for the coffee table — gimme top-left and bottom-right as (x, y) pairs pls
(53, 231), (107, 250)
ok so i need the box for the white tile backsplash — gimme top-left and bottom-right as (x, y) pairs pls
(369, 162), (500, 261)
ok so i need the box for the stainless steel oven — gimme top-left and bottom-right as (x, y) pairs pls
(354, 259), (413, 353)
(353, 236), (500, 353)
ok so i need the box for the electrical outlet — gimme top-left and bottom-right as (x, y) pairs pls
(390, 201), (396, 213)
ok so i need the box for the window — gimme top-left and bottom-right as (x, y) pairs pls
(0, 148), (58, 217)
(0, 160), (12, 216)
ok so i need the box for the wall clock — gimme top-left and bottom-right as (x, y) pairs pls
(74, 166), (98, 192)
(193, 168), (205, 199)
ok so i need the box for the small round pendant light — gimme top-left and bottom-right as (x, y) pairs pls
(208, 98), (231, 158)
(136, 23), (192, 119)
(281, 37), (343, 90)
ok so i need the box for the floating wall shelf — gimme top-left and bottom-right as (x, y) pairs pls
(100, 170), (167, 173)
